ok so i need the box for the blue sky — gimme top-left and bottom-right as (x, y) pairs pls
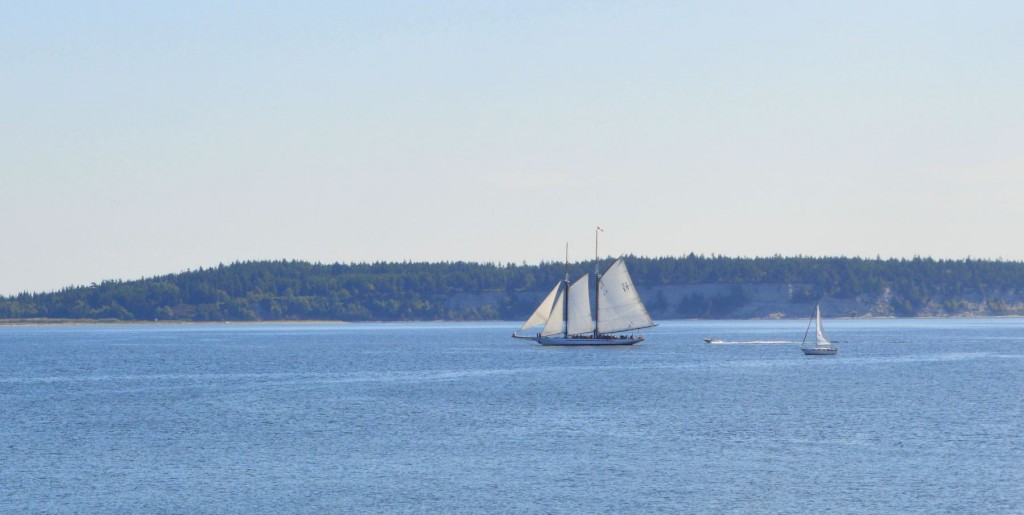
(2, 1), (1022, 295)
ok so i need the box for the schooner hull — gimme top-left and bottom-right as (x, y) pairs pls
(514, 334), (643, 346)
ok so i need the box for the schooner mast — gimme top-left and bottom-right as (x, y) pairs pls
(594, 226), (602, 338)
(562, 242), (569, 338)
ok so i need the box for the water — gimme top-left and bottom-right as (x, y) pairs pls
(2, 319), (1022, 513)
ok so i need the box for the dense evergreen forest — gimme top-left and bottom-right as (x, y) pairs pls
(3, 255), (1024, 322)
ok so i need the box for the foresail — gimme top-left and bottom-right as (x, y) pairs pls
(566, 274), (594, 335)
(597, 258), (654, 333)
(541, 285), (566, 336)
(518, 282), (561, 333)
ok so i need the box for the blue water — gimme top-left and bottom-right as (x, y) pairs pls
(2, 319), (1022, 513)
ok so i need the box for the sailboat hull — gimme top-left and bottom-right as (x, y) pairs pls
(520, 335), (643, 346)
(801, 346), (838, 355)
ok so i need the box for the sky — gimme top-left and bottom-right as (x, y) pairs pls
(2, 1), (1023, 295)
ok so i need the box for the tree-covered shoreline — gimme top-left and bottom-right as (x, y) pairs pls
(3, 255), (1024, 322)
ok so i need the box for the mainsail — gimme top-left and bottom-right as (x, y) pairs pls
(597, 258), (655, 334)
(815, 305), (830, 345)
(566, 274), (593, 335)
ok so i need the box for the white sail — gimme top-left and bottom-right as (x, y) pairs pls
(597, 258), (654, 334)
(566, 274), (594, 335)
(518, 282), (561, 333)
(815, 305), (830, 345)
(541, 283), (566, 337)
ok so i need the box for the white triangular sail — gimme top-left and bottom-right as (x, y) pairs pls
(566, 274), (594, 336)
(815, 305), (830, 345)
(540, 283), (566, 337)
(597, 258), (654, 334)
(518, 282), (562, 333)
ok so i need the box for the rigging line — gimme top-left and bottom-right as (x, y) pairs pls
(801, 304), (815, 345)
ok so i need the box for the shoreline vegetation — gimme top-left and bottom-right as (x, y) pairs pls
(4, 256), (1024, 323)
(0, 318), (351, 326)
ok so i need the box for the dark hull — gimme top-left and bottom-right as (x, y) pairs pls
(514, 334), (643, 346)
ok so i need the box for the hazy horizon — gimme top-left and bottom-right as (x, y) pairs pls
(4, 2), (1022, 296)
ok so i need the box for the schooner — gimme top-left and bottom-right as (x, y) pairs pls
(513, 230), (655, 346)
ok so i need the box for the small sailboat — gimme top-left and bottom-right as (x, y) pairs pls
(800, 304), (838, 355)
(513, 230), (655, 346)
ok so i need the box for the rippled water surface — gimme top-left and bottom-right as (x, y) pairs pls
(2, 319), (1022, 513)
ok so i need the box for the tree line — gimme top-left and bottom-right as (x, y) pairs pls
(2, 255), (1024, 322)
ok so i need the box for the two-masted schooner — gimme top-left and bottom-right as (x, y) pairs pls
(512, 233), (655, 346)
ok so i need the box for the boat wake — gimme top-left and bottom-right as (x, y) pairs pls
(705, 339), (795, 345)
